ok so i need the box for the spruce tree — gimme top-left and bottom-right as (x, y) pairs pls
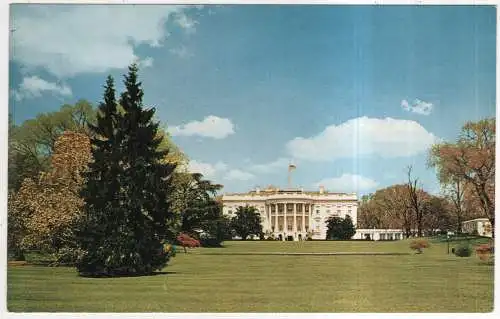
(76, 75), (123, 275)
(77, 65), (177, 276)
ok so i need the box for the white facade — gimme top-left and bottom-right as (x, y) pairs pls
(222, 186), (358, 241)
(352, 229), (405, 241)
(462, 218), (493, 237)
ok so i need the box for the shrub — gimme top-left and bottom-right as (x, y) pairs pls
(409, 239), (430, 254)
(454, 244), (472, 257)
(325, 216), (355, 240)
(176, 233), (200, 253)
(475, 243), (494, 261)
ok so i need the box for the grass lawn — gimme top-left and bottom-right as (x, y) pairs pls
(7, 239), (494, 312)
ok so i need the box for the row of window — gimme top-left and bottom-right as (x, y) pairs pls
(316, 209), (352, 215)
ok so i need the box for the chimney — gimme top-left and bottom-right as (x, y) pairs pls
(319, 185), (325, 194)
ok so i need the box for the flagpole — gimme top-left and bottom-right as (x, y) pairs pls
(288, 163), (296, 189)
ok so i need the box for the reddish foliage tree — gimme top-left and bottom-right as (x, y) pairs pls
(409, 239), (430, 254)
(429, 118), (495, 237)
(176, 233), (200, 253)
(475, 243), (494, 262)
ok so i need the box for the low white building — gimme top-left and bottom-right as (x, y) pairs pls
(352, 229), (405, 241)
(462, 218), (493, 237)
(222, 185), (358, 241)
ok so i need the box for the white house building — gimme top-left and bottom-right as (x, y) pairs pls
(222, 185), (358, 241)
(462, 218), (493, 238)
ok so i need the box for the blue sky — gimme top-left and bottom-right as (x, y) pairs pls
(8, 5), (496, 196)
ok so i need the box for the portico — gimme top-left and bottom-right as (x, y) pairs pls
(266, 202), (312, 241)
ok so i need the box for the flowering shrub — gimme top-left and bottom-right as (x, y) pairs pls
(475, 243), (494, 262)
(176, 233), (200, 253)
(409, 239), (430, 254)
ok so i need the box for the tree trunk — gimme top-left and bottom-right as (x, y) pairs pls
(456, 213), (463, 234)
(417, 217), (423, 237)
(404, 227), (411, 238)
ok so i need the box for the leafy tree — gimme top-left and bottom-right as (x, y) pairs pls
(325, 215), (355, 240)
(11, 131), (91, 262)
(8, 99), (185, 192)
(199, 208), (232, 247)
(421, 195), (453, 234)
(77, 65), (177, 276)
(230, 206), (263, 240)
(358, 193), (386, 229)
(373, 184), (414, 237)
(8, 100), (95, 191)
(440, 178), (466, 233)
(429, 118), (495, 237)
(7, 191), (27, 260)
(178, 173), (223, 233)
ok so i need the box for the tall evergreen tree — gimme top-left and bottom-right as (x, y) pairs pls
(77, 65), (177, 276)
(76, 75), (123, 275)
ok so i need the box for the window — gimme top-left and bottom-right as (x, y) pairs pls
(228, 210), (233, 215)
(337, 210), (341, 214)
(380, 234), (386, 240)
(305, 205), (309, 212)
(348, 210), (352, 214)
(316, 210), (320, 215)
(271, 205), (276, 213)
(316, 225), (320, 231)
(326, 209), (331, 214)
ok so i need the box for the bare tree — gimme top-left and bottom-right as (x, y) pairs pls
(406, 166), (426, 237)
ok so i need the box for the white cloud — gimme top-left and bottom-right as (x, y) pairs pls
(313, 174), (379, 193)
(401, 99), (434, 115)
(186, 160), (228, 178)
(186, 160), (254, 182)
(12, 75), (72, 101)
(248, 157), (292, 174)
(286, 117), (437, 162)
(175, 12), (198, 33)
(10, 5), (199, 78)
(214, 162), (228, 171)
(224, 169), (256, 181)
(138, 57), (154, 68)
(168, 115), (235, 139)
(169, 45), (193, 58)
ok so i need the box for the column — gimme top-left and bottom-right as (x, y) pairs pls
(265, 204), (269, 231)
(310, 204), (313, 232)
(283, 203), (287, 235)
(293, 203), (297, 234)
(302, 205), (305, 233)
(274, 204), (278, 232)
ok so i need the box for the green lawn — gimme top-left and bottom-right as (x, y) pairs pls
(7, 239), (494, 312)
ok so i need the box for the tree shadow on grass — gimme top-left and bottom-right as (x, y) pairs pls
(79, 271), (178, 278)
